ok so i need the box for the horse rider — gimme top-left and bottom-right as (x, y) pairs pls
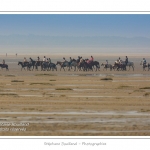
(37, 56), (40, 61)
(2, 59), (5, 66)
(89, 56), (94, 63)
(106, 60), (108, 68)
(118, 57), (121, 64)
(42, 56), (47, 66)
(86, 58), (90, 64)
(125, 56), (128, 66)
(70, 57), (73, 62)
(23, 57), (27, 65)
(62, 57), (67, 66)
(79, 57), (84, 66)
(77, 56), (81, 63)
(143, 58), (147, 66)
(48, 58), (51, 64)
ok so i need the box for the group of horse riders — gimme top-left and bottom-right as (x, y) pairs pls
(21, 56), (53, 70)
(20, 55), (96, 71)
(62, 56), (94, 65)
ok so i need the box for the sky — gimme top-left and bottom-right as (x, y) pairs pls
(0, 14), (150, 53)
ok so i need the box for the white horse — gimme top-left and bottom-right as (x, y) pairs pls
(121, 61), (134, 71)
(101, 63), (113, 71)
(140, 61), (150, 71)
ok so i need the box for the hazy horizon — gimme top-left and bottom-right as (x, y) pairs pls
(0, 15), (150, 54)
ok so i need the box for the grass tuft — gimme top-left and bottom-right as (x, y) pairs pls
(11, 80), (24, 82)
(140, 87), (150, 89)
(143, 92), (150, 96)
(0, 93), (18, 96)
(35, 74), (56, 76)
(55, 88), (72, 90)
(30, 83), (53, 85)
(101, 77), (113, 80)
(5, 75), (15, 77)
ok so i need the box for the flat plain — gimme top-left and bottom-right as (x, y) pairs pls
(0, 54), (150, 135)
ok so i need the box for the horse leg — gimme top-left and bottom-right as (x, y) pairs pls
(132, 66), (134, 71)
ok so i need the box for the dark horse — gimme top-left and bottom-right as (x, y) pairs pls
(90, 61), (100, 71)
(79, 60), (93, 71)
(18, 62), (30, 71)
(114, 62), (126, 71)
(34, 61), (43, 71)
(29, 58), (36, 70)
(48, 63), (57, 71)
(56, 61), (70, 71)
(0, 64), (9, 71)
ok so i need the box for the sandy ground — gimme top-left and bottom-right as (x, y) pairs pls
(0, 54), (150, 136)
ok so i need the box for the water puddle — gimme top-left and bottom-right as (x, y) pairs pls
(69, 96), (143, 98)
(115, 74), (150, 77)
(19, 95), (43, 97)
(73, 89), (97, 91)
(58, 74), (79, 76)
(50, 93), (78, 95)
(3, 89), (15, 91)
(113, 80), (150, 82)
(0, 92), (16, 94)
(59, 130), (150, 133)
(20, 88), (40, 91)
(0, 111), (149, 116)
(56, 84), (104, 86)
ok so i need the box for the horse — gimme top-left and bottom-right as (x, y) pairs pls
(101, 63), (112, 71)
(34, 61), (43, 71)
(18, 62), (30, 71)
(114, 62), (126, 71)
(88, 61), (100, 71)
(79, 60), (93, 71)
(29, 58), (36, 70)
(140, 61), (150, 71)
(121, 61), (134, 71)
(48, 63), (57, 71)
(69, 59), (78, 71)
(0, 64), (9, 71)
(56, 61), (71, 71)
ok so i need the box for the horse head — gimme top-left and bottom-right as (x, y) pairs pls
(140, 61), (143, 65)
